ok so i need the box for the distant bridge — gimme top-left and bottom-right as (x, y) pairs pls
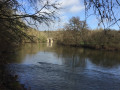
(47, 38), (53, 43)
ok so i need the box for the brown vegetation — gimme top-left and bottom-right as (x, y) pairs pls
(55, 17), (120, 51)
(56, 29), (120, 51)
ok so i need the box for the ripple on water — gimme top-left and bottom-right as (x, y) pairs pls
(6, 62), (120, 90)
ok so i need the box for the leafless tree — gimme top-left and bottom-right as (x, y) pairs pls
(0, 0), (60, 26)
(65, 16), (88, 31)
(84, 0), (120, 30)
(0, 0), (60, 45)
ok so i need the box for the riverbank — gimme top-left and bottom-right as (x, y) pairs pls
(56, 29), (120, 52)
(0, 53), (26, 90)
(81, 44), (120, 51)
(57, 42), (120, 52)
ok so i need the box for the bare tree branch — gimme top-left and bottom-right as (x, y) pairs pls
(0, 0), (61, 26)
(84, 0), (120, 30)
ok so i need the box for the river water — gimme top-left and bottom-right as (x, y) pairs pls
(6, 43), (120, 90)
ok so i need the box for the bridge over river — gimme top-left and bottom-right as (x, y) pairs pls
(47, 37), (53, 43)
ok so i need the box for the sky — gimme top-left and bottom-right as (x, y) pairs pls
(42, 0), (120, 31)
(18, 0), (120, 31)
(35, 0), (97, 30)
(39, 0), (90, 30)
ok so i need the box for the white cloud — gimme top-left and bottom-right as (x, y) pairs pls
(56, 0), (84, 29)
(36, 0), (85, 30)
(58, 0), (84, 13)
(70, 5), (84, 13)
(60, 0), (79, 7)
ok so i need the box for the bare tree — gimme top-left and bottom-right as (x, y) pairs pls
(0, 0), (60, 46)
(84, 0), (120, 29)
(0, 0), (60, 26)
(63, 16), (89, 45)
(65, 16), (88, 31)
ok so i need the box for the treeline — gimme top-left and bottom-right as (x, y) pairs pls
(55, 17), (120, 51)
(0, 21), (47, 52)
(23, 28), (47, 43)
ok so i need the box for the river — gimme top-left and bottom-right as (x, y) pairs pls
(6, 43), (120, 90)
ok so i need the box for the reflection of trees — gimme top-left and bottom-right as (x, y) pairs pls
(52, 46), (86, 68)
(52, 45), (120, 68)
(84, 50), (120, 68)
(8, 43), (120, 68)
(6, 43), (47, 63)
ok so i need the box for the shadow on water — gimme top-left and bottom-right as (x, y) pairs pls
(0, 53), (26, 90)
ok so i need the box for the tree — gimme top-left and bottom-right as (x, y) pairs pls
(0, 0), (60, 52)
(0, 0), (60, 42)
(63, 16), (89, 45)
(65, 16), (88, 31)
(84, 0), (120, 29)
(0, 0), (60, 26)
(0, 0), (60, 41)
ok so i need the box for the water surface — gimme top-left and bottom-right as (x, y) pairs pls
(6, 43), (120, 90)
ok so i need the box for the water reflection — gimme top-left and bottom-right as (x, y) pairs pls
(6, 43), (120, 90)
(7, 43), (120, 68)
(47, 42), (53, 47)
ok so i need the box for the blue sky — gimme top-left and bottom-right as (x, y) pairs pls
(55, 0), (120, 30)
(37, 0), (99, 30)
(18, 0), (120, 31)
